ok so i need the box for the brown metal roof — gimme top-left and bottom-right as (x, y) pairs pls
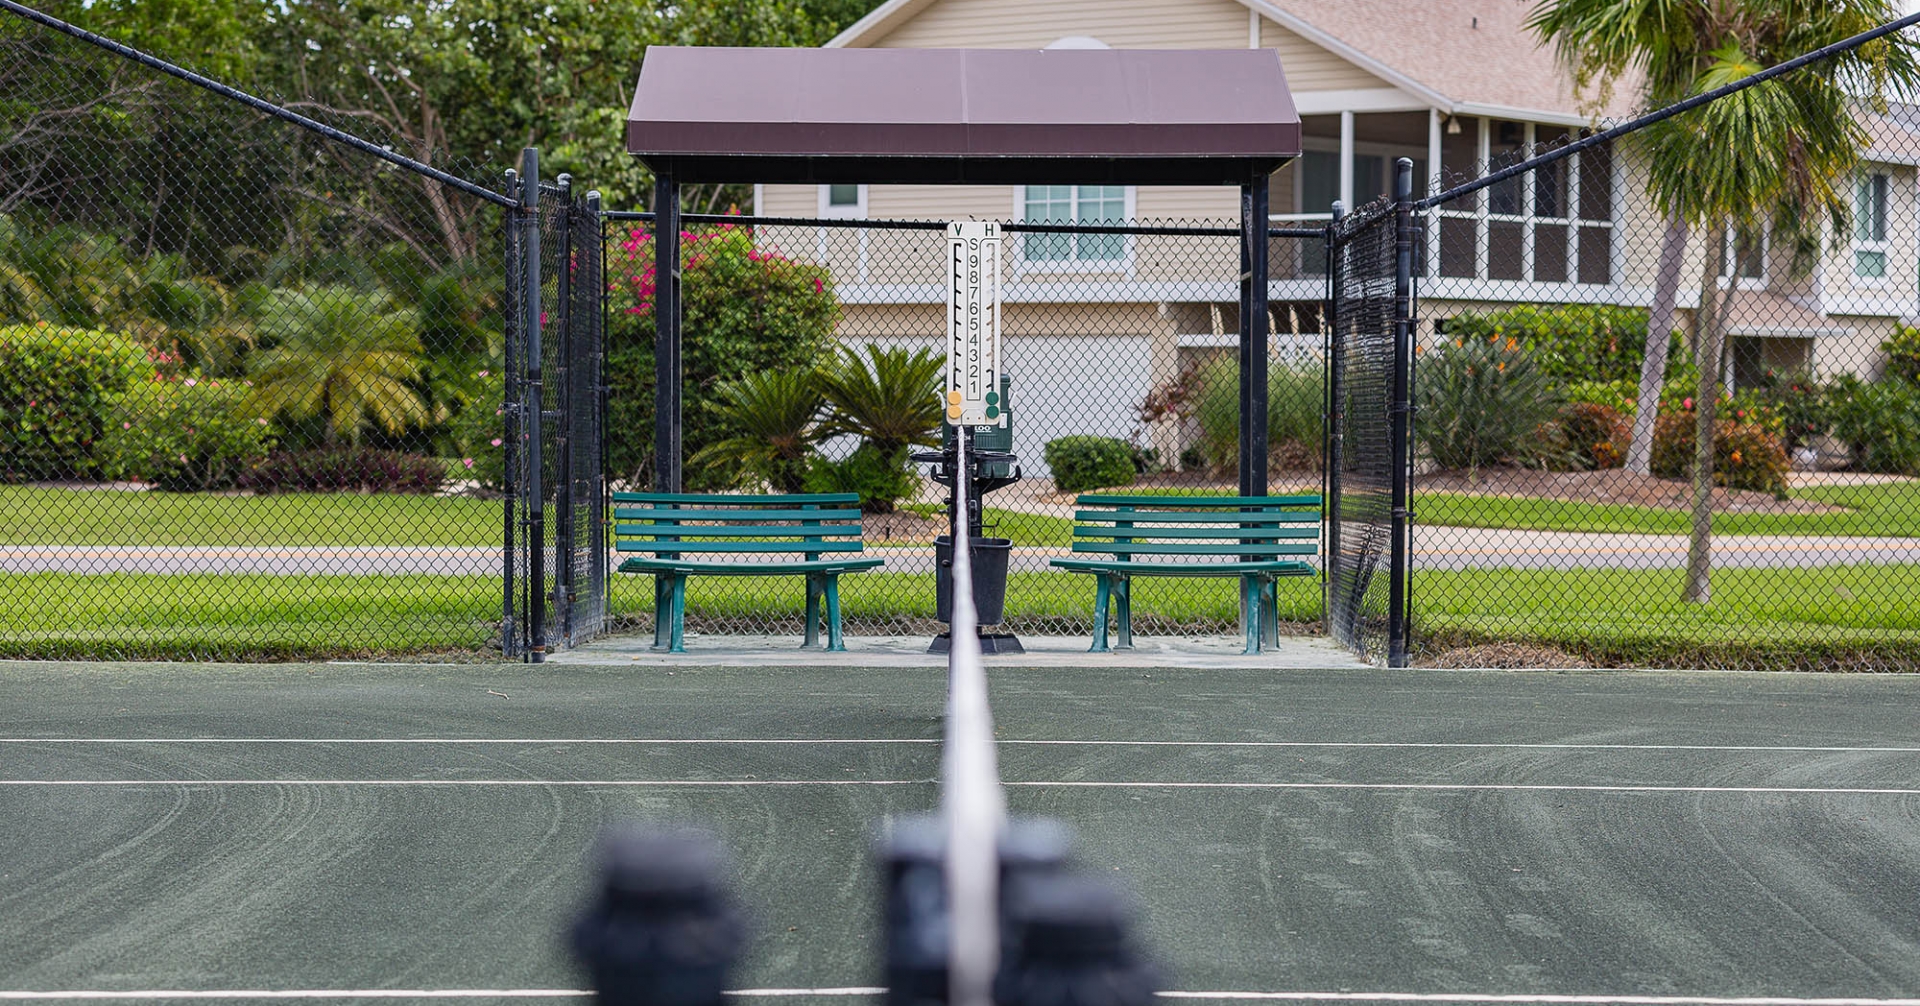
(625, 47), (1300, 185)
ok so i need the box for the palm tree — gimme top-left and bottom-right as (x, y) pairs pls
(815, 343), (945, 457)
(1528, 0), (1920, 602)
(249, 286), (429, 446)
(686, 367), (825, 492)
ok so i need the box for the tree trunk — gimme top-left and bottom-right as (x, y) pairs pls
(1626, 217), (1689, 475)
(1682, 223), (1735, 604)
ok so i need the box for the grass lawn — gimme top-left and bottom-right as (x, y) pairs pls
(1417, 480), (1920, 538)
(1412, 564), (1920, 665)
(0, 573), (501, 660)
(0, 486), (501, 547)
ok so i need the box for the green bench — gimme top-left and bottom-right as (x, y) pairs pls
(1049, 493), (1322, 654)
(612, 492), (884, 653)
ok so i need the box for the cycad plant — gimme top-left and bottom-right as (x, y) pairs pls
(816, 344), (945, 456)
(687, 367), (825, 492)
(249, 287), (429, 446)
(1416, 333), (1560, 473)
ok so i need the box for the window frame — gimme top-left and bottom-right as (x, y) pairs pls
(1012, 184), (1136, 274)
(1721, 224), (1768, 289)
(817, 183), (867, 220)
(1851, 171), (1889, 286)
(1430, 117), (1615, 286)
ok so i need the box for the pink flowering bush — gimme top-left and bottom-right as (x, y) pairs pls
(443, 364), (507, 492)
(0, 323), (147, 482)
(98, 370), (272, 491)
(605, 221), (839, 486)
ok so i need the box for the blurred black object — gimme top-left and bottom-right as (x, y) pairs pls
(876, 816), (1074, 1006)
(994, 873), (1162, 1006)
(571, 825), (748, 1006)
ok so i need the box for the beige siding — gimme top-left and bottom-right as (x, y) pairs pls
(758, 184), (818, 217)
(867, 184), (1015, 220)
(1136, 186), (1239, 221)
(873, 0), (1248, 49)
(1262, 19), (1386, 91)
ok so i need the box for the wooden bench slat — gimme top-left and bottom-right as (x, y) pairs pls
(1069, 541), (1317, 556)
(613, 524), (862, 538)
(1077, 494), (1321, 507)
(1072, 509), (1319, 524)
(618, 540), (864, 554)
(612, 492), (861, 505)
(619, 557), (885, 575)
(1073, 525), (1319, 540)
(612, 507), (863, 522)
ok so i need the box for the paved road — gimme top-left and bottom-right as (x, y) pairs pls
(6, 529), (1920, 574)
(2, 662), (1917, 1000)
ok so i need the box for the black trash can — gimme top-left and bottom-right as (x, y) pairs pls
(935, 535), (1012, 625)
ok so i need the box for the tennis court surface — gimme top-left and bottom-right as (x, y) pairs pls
(3, 657), (1918, 1003)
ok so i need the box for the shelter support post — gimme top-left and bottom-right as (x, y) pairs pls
(1388, 157), (1414, 667)
(1238, 173), (1270, 498)
(654, 170), (683, 493)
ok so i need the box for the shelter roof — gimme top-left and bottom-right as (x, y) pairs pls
(625, 46), (1300, 185)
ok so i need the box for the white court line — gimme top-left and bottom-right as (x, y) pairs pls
(3, 993), (1918, 1006)
(2, 739), (1917, 753)
(0, 780), (1916, 794)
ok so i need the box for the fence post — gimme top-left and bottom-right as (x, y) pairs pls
(1238, 172), (1271, 498)
(1388, 158), (1414, 668)
(654, 170), (683, 493)
(1323, 199), (1344, 642)
(554, 174), (576, 648)
(501, 168), (522, 659)
(521, 147), (547, 661)
(586, 190), (608, 637)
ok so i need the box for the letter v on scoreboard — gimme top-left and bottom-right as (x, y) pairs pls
(944, 221), (1004, 427)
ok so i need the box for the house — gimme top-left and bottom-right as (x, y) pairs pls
(754, 0), (1914, 474)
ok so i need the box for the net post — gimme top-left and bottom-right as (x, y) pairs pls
(1388, 157), (1414, 668)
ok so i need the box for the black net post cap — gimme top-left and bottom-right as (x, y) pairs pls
(570, 825), (747, 1006)
(995, 874), (1161, 1006)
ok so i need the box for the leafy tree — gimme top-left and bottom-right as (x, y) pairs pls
(1528, 0), (1920, 603)
(248, 286), (428, 445)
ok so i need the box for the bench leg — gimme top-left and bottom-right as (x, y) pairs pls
(651, 576), (672, 650)
(668, 574), (687, 653)
(1240, 575), (1262, 655)
(1089, 574), (1112, 653)
(823, 575), (845, 652)
(1114, 575), (1133, 650)
(1261, 578), (1281, 648)
(804, 575), (823, 649)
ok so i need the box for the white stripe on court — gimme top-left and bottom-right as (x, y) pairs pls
(2, 993), (1917, 1006)
(0, 780), (1917, 794)
(2, 739), (1916, 753)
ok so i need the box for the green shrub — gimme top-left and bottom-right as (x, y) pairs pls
(1192, 355), (1324, 472)
(604, 223), (840, 487)
(1415, 332), (1560, 470)
(1553, 402), (1629, 470)
(240, 447), (447, 494)
(1883, 324), (1920, 385)
(803, 443), (917, 514)
(1753, 371), (1827, 450)
(1827, 376), (1920, 475)
(1441, 305), (1649, 385)
(1044, 435), (1136, 493)
(98, 373), (271, 491)
(1563, 378), (1638, 416)
(1650, 412), (1790, 494)
(687, 367), (824, 493)
(0, 322), (147, 482)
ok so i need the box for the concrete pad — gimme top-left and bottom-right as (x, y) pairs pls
(547, 632), (1368, 669)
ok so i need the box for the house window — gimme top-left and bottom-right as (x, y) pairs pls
(818, 183), (866, 219)
(1854, 173), (1888, 280)
(1434, 119), (1614, 285)
(1021, 185), (1127, 263)
(1722, 225), (1765, 284)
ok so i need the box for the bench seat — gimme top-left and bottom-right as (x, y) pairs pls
(1048, 493), (1323, 654)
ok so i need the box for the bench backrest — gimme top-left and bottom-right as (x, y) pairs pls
(612, 492), (864, 558)
(1070, 493), (1322, 559)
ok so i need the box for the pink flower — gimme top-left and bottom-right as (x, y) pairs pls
(178, 454), (189, 463)
(812, 278), (824, 295)
(122, 421), (132, 429)
(26, 400), (36, 408)
(184, 378), (197, 387)
(478, 370), (489, 378)
(490, 438), (502, 447)
(1683, 397), (1694, 410)
(256, 418), (269, 426)
(463, 458), (474, 468)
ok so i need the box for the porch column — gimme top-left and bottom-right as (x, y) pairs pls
(1338, 109), (1355, 211)
(1150, 303), (1182, 470)
(653, 169), (683, 493)
(1427, 108), (1442, 278)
